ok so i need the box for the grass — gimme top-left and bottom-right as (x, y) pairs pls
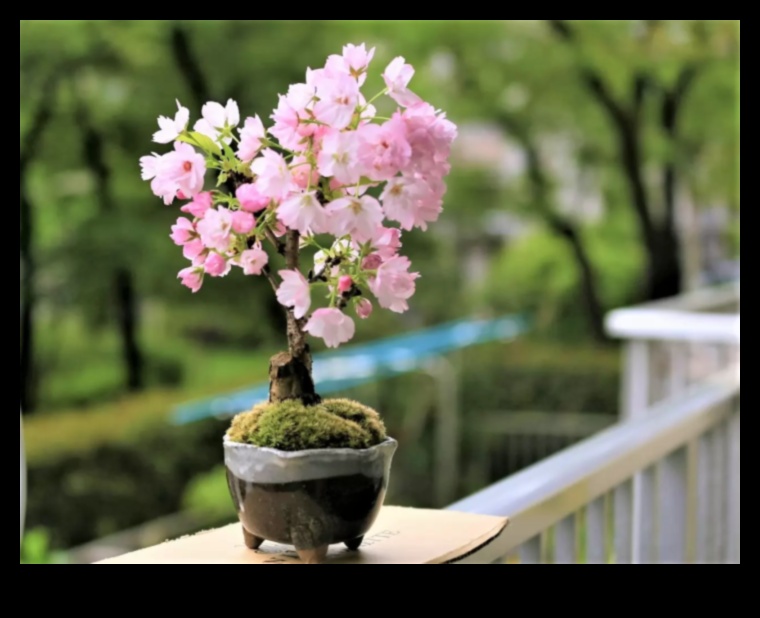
(24, 335), (620, 465)
(24, 346), (276, 465)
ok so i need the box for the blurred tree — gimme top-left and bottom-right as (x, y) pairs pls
(74, 100), (144, 391)
(20, 71), (60, 412)
(365, 20), (738, 338)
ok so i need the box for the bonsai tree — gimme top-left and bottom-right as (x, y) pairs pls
(140, 44), (456, 448)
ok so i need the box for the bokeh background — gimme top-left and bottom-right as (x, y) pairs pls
(20, 20), (739, 563)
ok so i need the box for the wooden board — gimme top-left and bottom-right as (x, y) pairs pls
(98, 507), (509, 565)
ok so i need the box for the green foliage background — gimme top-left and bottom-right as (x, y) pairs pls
(20, 20), (739, 553)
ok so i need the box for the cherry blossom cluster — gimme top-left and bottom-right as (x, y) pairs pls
(140, 44), (457, 349)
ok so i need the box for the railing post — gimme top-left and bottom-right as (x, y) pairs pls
(621, 341), (650, 422)
(727, 410), (741, 564)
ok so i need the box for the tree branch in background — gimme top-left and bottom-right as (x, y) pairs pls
(547, 20), (655, 250)
(546, 19), (683, 300)
(75, 101), (145, 392)
(20, 72), (60, 413)
(170, 24), (289, 339)
(498, 114), (608, 343)
(170, 24), (211, 110)
(661, 65), (699, 227)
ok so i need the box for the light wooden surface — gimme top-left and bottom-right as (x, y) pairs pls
(98, 506), (509, 565)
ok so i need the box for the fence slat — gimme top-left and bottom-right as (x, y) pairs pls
(614, 481), (633, 564)
(634, 467), (657, 564)
(555, 516), (577, 564)
(708, 422), (728, 563)
(658, 447), (688, 563)
(520, 536), (541, 565)
(696, 432), (712, 564)
(586, 497), (606, 564)
(727, 411), (741, 564)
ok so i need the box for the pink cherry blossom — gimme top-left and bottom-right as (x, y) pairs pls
(238, 243), (269, 276)
(205, 253), (231, 277)
(251, 149), (294, 200)
(362, 253), (383, 271)
(194, 99), (240, 142)
(140, 153), (160, 181)
(197, 207), (234, 253)
(383, 57), (422, 108)
(238, 115), (266, 162)
(317, 130), (361, 185)
(232, 211), (256, 235)
(326, 43), (376, 85)
(178, 267), (203, 293)
(369, 256), (419, 313)
(291, 154), (320, 190)
(141, 142), (206, 205)
(357, 117), (411, 181)
(314, 72), (361, 130)
(170, 217), (196, 246)
(269, 84), (316, 151)
(236, 184), (270, 213)
(325, 195), (383, 238)
(305, 308), (356, 348)
(381, 175), (441, 231)
(144, 44), (456, 350)
(269, 96), (301, 151)
(338, 276), (353, 294)
(370, 226), (403, 260)
(171, 143), (206, 199)
(356, 298), (374, 320)
(403, 103), (458, 176)
(278, 191), (329, 235)
(276, 270), (311, 319)
(183, 238), (206, 264)
(154, 100), (190, 144)
(181, 192), (213, 218)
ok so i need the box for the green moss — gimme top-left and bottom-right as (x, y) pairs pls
(227, 399), (387, 451)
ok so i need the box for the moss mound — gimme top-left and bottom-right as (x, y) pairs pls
(227, 398), (387, 451)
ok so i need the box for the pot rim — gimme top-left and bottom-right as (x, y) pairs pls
(223, 436), (398, 460)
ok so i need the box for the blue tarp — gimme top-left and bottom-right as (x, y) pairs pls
(173, 314), (529, 425)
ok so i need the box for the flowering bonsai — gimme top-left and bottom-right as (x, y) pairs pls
(140, 44), (456, 561)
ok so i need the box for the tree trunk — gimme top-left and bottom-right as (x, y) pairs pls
(170, 25), (211, 110)
(20, 74), (58, 414)
(268, 230), (320, 405)
(505, 112), (609, 343)
(647, 227), (683, 301)
(549, 216), (608, 342)
(548, 20), (687, 304)
(20, 189), (37, 413)
(78, 106), (145, 392)
(115, 268), (144, 391)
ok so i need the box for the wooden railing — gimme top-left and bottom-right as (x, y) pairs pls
(450, 284), (740, 564)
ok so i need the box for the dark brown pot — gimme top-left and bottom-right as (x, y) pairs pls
(224, 438), (398, 563)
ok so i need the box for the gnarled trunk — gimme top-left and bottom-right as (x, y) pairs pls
(268, 230), (320, 405)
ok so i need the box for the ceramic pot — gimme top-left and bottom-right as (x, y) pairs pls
(224, 437), (398, 563)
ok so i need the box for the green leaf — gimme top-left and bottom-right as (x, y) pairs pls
(178, 132), (222, 157)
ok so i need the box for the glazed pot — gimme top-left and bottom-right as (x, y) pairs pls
(224, 437), (398, 564)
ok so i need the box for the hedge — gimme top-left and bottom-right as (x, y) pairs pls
(24, 340), (621, 549)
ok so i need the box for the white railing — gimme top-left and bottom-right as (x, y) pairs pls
(450, 284), (740, 564)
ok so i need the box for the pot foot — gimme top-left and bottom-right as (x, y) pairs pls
(242, 528), (264, 550)
(297, 545), (329, 564)
(345, 536), (364, 551)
